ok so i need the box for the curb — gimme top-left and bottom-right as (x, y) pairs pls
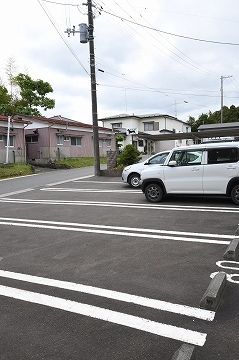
(223, 238), (239, 261)
(171, 344), (196, 360)
(200, 271), (227, 311)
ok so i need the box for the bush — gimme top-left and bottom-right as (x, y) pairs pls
(117, 144), (141, 167)
(0, 163), (33, 179)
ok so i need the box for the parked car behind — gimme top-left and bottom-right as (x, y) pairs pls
(140, 141), (239, 205)
(122, 151), (170, 187)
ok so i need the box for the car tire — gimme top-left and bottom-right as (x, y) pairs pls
(128, 173), (140, 188)
(231, 184), (239, 205)
(145, 183), (164, 203)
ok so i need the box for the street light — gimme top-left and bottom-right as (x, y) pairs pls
(220, 75), (232, 124)
(174, 100), (188, 117)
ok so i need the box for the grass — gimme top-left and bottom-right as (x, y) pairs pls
(55, 157), (107, 168)
(0, 163), (33, 179)
(0, 157), (108, 179)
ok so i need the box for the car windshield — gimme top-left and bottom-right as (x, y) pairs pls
(148, 152), (169, 165)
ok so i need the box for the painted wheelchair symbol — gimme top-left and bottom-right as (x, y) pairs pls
(211, 260), (239, 284)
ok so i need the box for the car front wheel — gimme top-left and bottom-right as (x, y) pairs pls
(231, 184), (239, 205)
(128, 173), (140, 188)
(145, 183), (163, 203)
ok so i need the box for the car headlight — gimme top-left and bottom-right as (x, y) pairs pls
(123, 166), (132, 171)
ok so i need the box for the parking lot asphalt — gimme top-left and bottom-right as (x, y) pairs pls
(0, 173), (238, 359)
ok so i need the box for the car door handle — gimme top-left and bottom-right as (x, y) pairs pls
(226, 166), (236, 169)
(192, 167), (200, 171)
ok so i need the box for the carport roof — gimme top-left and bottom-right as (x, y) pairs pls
(138, 129), (239, 140)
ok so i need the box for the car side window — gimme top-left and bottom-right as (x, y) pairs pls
(207, 147), (238, 164)
(170, 150), (203, 166)
(148, 152), (169, 164)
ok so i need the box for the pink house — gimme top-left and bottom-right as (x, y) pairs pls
(25, 115), (115, 164)
(0, 115), (31, 163)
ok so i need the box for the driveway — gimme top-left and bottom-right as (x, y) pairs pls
(0, 172), (238, 359)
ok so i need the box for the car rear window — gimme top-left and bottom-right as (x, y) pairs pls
(207, 147), (238, 164)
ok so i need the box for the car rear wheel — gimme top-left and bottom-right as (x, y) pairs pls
(145, 183), (163, 203)
(231, 184), (239, 205)
(128, 173), (140, 188)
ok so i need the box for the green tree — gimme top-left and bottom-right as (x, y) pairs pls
(0, 72), (55, 116)
(115, 134), (125, 150)
(12, 73), (55, 115)
(0, 85), (12, 114)
(187, 116), (197, 132)
(187, 105), (239, 131)
(117, 144), (142, 166)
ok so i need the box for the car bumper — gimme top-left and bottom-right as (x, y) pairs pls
(122, 170), (129, 183)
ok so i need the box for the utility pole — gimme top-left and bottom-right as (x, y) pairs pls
(5, 115), (11, 164)
(65, 0), (101, 176)
(220, 75), (232, 124)
(87, 0), (100, 176)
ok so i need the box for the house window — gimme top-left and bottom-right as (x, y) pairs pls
(57, 135), (64, 145)
(3, 135), (14, 147)
(144, 122), (154, 131)
(26, 135), (38, 143)
(0, 135), (3, 141)
(71, 137), (81, 146)
(112, 123), (122, 129)
(138, 140), (144, 147)
(154, 122), (159, 131)
(99, 139), (111, 147)
(64, 136), (70, 141)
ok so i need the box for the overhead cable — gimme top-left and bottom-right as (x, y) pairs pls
(99, 8), (239, 46)
(37, 0), (90, 76)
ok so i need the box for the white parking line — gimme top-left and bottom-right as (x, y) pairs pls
(46, 175), (94, 186)
(0, 285), (207, 346)
(0, 188), (34, 198)
(1, 198), (239, 213)
(73, 180), (122, 184)
(0, 269), (215, 321)
(0, 218), (230, 245)
(41, 188), (141, 193)
(0, 217), (234, 240)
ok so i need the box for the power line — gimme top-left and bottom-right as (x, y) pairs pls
(113, 0), (209, 75)
(41, 0), (79, 6)
(94, 2), (209, 97)
(98, 83), (239, 99)
(99, 8), (239, 46)
(41, 0), (239, 45)
(37, 0), (90, 76)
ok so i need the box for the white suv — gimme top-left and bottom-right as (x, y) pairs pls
(122, 151), (169, 187)
(140, 142), (239, 205)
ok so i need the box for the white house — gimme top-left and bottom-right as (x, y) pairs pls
(100, 113), (191, 154)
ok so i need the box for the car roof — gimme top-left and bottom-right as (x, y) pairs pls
(171, 141), (239, 152)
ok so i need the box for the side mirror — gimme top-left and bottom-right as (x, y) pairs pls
(168, 160), (177, 167)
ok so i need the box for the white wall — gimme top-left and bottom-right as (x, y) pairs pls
(101, 115), (191, 153)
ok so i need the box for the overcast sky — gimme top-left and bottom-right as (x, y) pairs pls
(1, 0), (239, 124)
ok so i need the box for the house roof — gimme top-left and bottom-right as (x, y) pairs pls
(0, 115), (32, 124)
(198, 122), (239, 131)
(2, 114), (112, 132)
(99, 113), (189, 125)
(24, 115), (112, 132)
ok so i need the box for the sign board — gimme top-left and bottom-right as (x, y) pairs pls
(126, 128), (138, 135)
